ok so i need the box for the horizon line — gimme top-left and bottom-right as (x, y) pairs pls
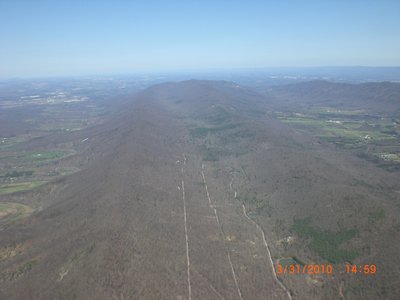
(1, 65), (400, 81)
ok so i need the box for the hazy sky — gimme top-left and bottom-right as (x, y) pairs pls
(1, 0), (399, 78)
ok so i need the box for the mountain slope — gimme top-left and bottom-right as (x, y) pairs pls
(1, 80), (399, 299)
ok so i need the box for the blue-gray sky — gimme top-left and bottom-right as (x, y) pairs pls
(1, 0), (399, 78)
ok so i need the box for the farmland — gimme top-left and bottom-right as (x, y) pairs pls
(275, 108), (400, 171)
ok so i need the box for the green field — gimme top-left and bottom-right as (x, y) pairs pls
(23, 150), (66, 162)
(0, 181), (46, 195)
(276, 108), (400, 170)
(0, 136), (31, 150)
(39, 122), (84, 132)
(277, 110), (396, 141)
(0, 202), (33, 223)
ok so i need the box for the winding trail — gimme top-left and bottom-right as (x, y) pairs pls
(181, 154), (192, 300)
(202, 164), (243, 300)
(192, 267), (225, 300)
(242, 204), (292, 300)
(339, 281), (346, 300)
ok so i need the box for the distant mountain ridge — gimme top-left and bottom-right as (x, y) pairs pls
(270, 80), (400, 112)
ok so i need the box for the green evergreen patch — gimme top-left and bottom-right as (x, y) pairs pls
(292, 218), (359, 263)
(190, 123), (239, 138)
(1, 170), (34, 178)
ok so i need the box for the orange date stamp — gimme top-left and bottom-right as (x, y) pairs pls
(277, 264), (333, 275)
(276, 263), (377, 275)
